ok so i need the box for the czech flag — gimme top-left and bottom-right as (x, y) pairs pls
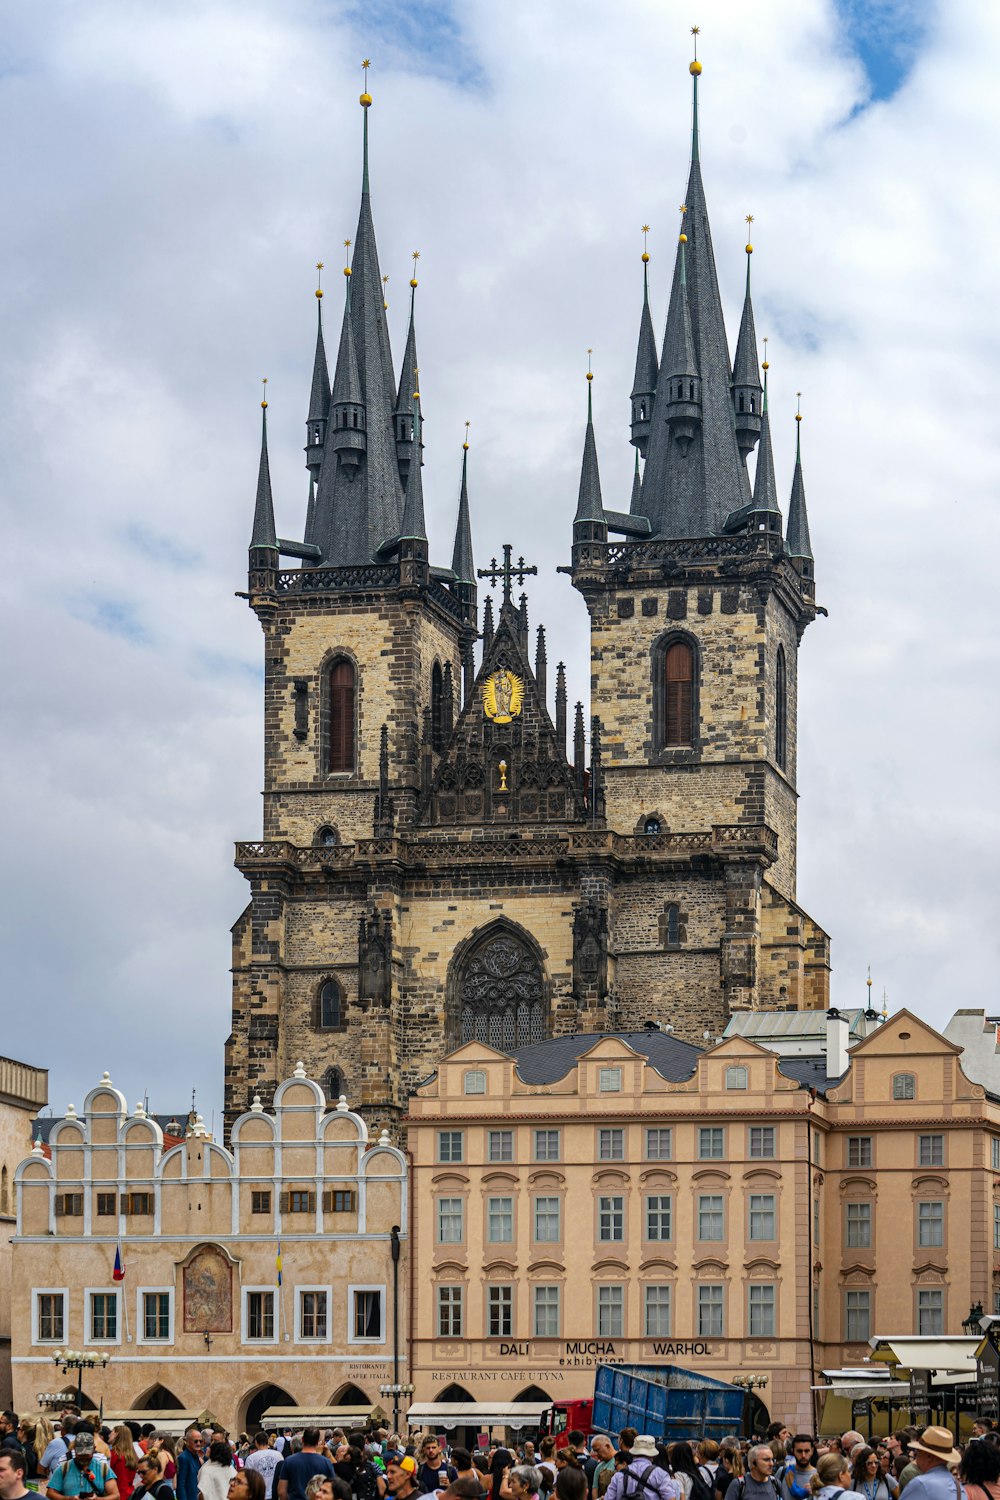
(275, 1241), (283, 1288)
(113, 1242), (125, 1282)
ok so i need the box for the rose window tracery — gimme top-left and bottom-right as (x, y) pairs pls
(458, 932), (545, 1049)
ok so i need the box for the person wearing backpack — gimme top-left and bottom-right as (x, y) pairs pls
(809, 1453), (866, 1500)
(723, 1445), (783, 1500)
(602, 1436), (679, 1500)
(667, 1445), (711, 1500)
(780, 1442), (817, 1500)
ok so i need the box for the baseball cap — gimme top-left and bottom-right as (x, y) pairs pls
(392, 1457), (417, 1475)
(74, 1434), (96, 1455)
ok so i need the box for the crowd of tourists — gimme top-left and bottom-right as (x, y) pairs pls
(0, 1408), (997, 1500)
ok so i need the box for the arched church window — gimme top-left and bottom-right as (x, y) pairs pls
(664, 640), (694, 747)
(431, 662), (444, 751)
(456, 929), (546, 1052)
(665, 904), (680, 947)
(328, 658), (356, 774)
(323, 1068), (343, 1102)
(316, 825), (339, 847)
(775, 646), (787, 770)
(315, 980), (343, 1031)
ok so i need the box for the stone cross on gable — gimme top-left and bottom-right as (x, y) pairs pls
(477, 542), (538, 605)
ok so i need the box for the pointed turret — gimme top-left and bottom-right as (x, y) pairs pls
(399, 395), (427, 545)
(328, 268), (366, 470)
(309, 71), (404, 563)
(786, 404), (814, 576)
(630, 233), (658, 456)
(450, 432), (477, 625)
(573, 369), (607, 540)
(661, 227), (702, 455)
(640, 51), (750, 539)
(629, 449), (642, 512)
(250, 391), (278, 583)
(394, 256), (421, 487)
(747, 359), (781, 535)
(731, 240), (763, 460)
(305, 267), (331, 476)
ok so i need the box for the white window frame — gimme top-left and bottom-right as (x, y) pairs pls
(749, 1126), (775, 1160)
(487, 1283), (514, 1339)
(487, 1195), (514, 1244)
(437, 1130), (464, 1164)
(85, 1285), (121, 1345)
(748, 1193), (776, 1241)
(725, 1065), (748, 1091)
(348, 1283), (386, 1344)
(598, 1127), (624, 1161)
(597, 1284), (624, 1338)
(748, 1283), (776, 1337)
(136, 1286), (174, 1345)
(645, 1127), (672, 1161)
(294, 1284), (333, 1344)
(533, 1195), (561, 1244)
(644, 1284), (672, 1337)
(534, 1128), (560, 1162)
(917, 1288), (944, 1336)
(437, 1284), (464, 1338)
(242, 1284), (279, 1344)
(437, 1197), (464, 1244)
(533, 1284), (560, 1338)
(33, 1288), (68, 1345)
(599, 1067), (623, 1093)
(463, 1070), (486, 1095)
(488, 1129), (514, 1163)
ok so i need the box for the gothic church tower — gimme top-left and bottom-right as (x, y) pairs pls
(225, 53), (829, 1140)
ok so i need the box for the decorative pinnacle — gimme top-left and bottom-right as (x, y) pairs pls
(795, 391), (803, 422)
(360, 58), (372, 107)
(413, 364), (419, 402)
(316, 261), (324, 298)
(382, 272), (389, 310)
(410, 249), (420, 289)
(745, 214), (754, 255)
(463, 419), (470, 452)
(641, 224), (650, 264)
(690, 25), (702, 75)
(343, 238), (352, 277)
(261, 376), (268, 410)
(761, 335), (769, 373)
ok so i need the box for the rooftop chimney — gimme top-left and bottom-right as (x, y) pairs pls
(826, 1007), (849, 1079)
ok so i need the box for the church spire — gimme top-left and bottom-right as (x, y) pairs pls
(574, 360), (606, 535)
(310, 63), (403, 564)
(400, 392), (427, 542)
(305, 263), (331, 478)
(394, 252), (422, 488)
(786, 396), (814, 571)
(639, 44), (749, 540)
(630, 447), (642, 512)
(326, 253), (365, 472)
(250, 384), (278, 556)
(630, 226), (658, 457)
(732, 228), (763, 461)
(450, 425), (477, 626)
(661, 223), (702, 455)
(748, 350), (781, 534)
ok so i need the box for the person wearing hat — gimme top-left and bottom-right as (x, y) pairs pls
(602, 1437), (679, 1500)
(897, 1431), (964, 1500)
(45, 1432), (117, 1500)
(387, 1458), (420, 1500)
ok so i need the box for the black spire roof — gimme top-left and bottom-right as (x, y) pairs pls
(451, 442), (475, 583)
(786, 414), (813, 561)
(307, 295), (330, 430)
(634, 63), (751, 539)
(574, 376), (604, 523)
(250, 402), (277, 551)
(750, 369), (781, 520)
(308, 96), (404, 564)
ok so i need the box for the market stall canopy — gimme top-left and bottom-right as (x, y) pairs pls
(868, 1336), (986, 1379)
(103, 1409), (218, 1434)
(406, 1401), (551, 1431)
(261, 1406), (388, 1429)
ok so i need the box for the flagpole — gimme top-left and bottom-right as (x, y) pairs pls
(116, 1238), (131, 1343)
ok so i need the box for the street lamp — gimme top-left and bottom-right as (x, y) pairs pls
(964, 1304), (985, 1336)
(379, 1382), (415, 1434)
(732, 1374), (769, 1438)
(51, 1349), (110, 1407)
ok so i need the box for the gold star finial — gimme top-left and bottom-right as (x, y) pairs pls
(315, 261), (324, 298)
(690, 26), (702, 74)
(641, 224), (651, 263)
(796, 391), (803, 423)
(745, 214), (754, 227)
(463, 419), (470, 452)
(362, 59), (370, 71)
(586, 347), (593, 383)
(410, 250), (420, 289)
(360, 60), (372, 108)
(343, 239), (352, 277)
(261, 375), (268, 410)
(761, 334), (769, 373)
(679, 203), (687, 216)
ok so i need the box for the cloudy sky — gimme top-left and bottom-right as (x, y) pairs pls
(3, 0), (998, 1128)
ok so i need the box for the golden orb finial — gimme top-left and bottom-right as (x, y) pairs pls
(761, 335), (769, 373)
(796, 391), (803, 423)
(745, 214), (754, 255)
(641, 224), (651, 263)
(463, 419), (470, 452)
(410, 249), (420, 288)
(343, 238), (352, 277)
(586, 348), (594, 382)
(690, 25), (702, 74)
(315, 261), (324, 298)
(679, 232), (687, 244)
(261, 375), (268, 410)
(360, 58), (372, 107)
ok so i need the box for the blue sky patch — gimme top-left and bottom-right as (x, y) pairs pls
(834, 0), (930, 103)
(342, 0), (485, 91)
(79, 595), (153, 646)
(123, 523), (200, 570)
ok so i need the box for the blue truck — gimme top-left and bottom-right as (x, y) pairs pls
(542, 1363), (745, 1444)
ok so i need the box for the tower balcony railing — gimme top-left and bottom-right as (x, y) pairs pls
(604, 531), (785, 569)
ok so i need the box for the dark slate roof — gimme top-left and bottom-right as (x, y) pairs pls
(330, 280), (363, 407)
(661, 239), (698, 382)
(308, 105), (404, 565)
(508, 1028), (702, 1085)
(574, 383), (604, 523)
(629, 449), (642, 512)
(751, 378), (781, 516)
(395, 286), (419, 424)
(638, 74), (752, 539)
(786, 423), (814, 560)
(307, 298), (331, 426)
(451, 447), (475, 583)
(399, 406), (427, 540)
(631, 264), (659, 400)
(731, 256), (762, 393)
(250, 406), (278, 549)
(777, 1056), (846, 1094)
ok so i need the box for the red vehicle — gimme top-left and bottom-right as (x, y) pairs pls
(540, 1399), (595, 1446)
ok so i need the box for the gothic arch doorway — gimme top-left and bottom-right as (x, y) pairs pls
(239, 1382), (297, 1433)
(329, 1382), (371, 1406)
(449, 922), (547, 1051)
(134, 1383), (183, 1411)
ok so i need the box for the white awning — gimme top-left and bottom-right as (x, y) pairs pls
(261, 1406), (387, 1428)
(406, 1402), (551, 1432)
(868, 1336), (984, 1376)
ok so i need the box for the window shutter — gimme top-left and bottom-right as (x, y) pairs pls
(664, 642), (694, 746)
(54, 1194), (64, 1215)
(308, 1192), (317, 1212)
(279, 1192), (289, 1214)
(329, 660), (356, 774)
(322, 1190), (333, 1212)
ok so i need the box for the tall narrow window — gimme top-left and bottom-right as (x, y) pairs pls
(328, 658), (356, 774)
(775, 645), (787, 770)
(431, 662), (444, 751)
(664, 640), (694, 747)
(318, 980), (342, 1029)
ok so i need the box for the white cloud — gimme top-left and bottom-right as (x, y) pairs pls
(3, 0), (999, 1123)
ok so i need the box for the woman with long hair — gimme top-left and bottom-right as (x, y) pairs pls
(199, 1443), (238, 1500)
(960, 1440), (1000, 1500)
(850, 1448), (893, 1500)
(110, 1425), (140, 1500)
(811, 1453), (866, 1500)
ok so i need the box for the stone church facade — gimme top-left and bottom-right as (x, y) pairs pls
(225, 56), (830, 1139)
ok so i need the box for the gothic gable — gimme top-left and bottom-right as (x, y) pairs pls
(417, 602), (586, 828)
